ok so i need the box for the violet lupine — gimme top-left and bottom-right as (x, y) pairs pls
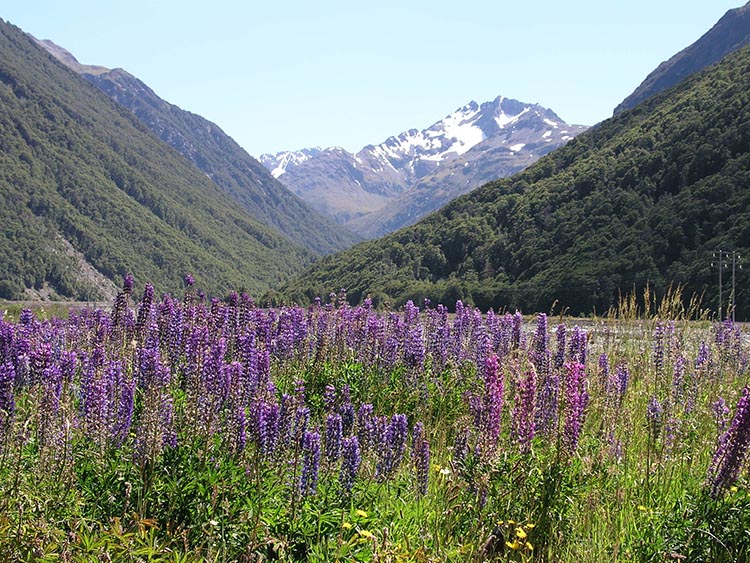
(534, 369), (559, 438)
(712, 397), (730, 433)
(532, 314), (550, 375)
(356, 403), (376, 452)
(112, 373), (135, 447)
(135, 283), (155, 339)
(707, 386), (750, 497)
(338, 386), (355, 436)
(339, 435), (361, 496)
(671, 355), (686, 405)
(562, 362), (588, 456)
(299, 429), (321, 497)
(325, 413), (343, 462)
(376, 414), (408, 480)
(513, 369), (536, 455)
(568, 326), (587, 365)
(647, 397), (663, 441)
(412, 422), (430, 496)
(598, 353), (610, 391)
(0, 361), (15, 440)
(555, 324), (567, 371)
(257, 400), (280, 460)
(481, 354), (504, 455)
(610, 362), (630, 408)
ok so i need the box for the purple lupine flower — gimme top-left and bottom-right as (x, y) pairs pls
(562, 362), (588, 456)
(453, 427), (470, 468)
(532, 314), (550, 373)
(258, 401), (280, 460)
(339, 436), (361, 496)
(411, 422), (430, 496)
(184, 274), (195, 288)
(598, 353), (610, 390)
(376, 414), (408, 480)
(610, 362), (629, 407)
(0, 361), (16, 439)
(123, 273), (134, 295)
(113, 373), (135, 447)
(338, 385), (355, 436)
(647, 397), (663, 440)
(568, 326), (587, 365)
(356, 403), (375, 452)
(513, 369), (536, 454)
(300, 430), (321, 497)
(323, 384), (337, 413)
(712, 397), (730, 432)
(707, 386), (750, 497)
(19, 309), (34, 326)
(325, 413), (343, 462)
(534, 369), (559, 438)
(135, 283), (155, 338)
(482, 354), (504, 455)
(555, 324), (567, 370)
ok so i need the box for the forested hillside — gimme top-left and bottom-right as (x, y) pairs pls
(0, 19), (311, 300)
(281, 47), (750, 318)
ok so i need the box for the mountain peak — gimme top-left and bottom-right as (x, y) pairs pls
(260, 94), (587, 235)
(614, 1), (750, 114)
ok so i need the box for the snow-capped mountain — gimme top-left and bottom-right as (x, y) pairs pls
(260, 96), (587, 235)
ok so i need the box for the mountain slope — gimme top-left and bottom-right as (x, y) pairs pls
(614, 1), (750, 115)
(0, 18), (311, 300)
(35, 38), (359, 255)
(280, 46), (750, 318)
(261, 97), (586, 235)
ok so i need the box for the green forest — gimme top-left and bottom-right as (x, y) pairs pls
(0, 19), (313, 300)
(281, 47), (750, 318)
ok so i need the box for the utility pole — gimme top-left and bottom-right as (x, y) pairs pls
(712, 250), (743, 321)
(712, 250), (729, 320)
(731, 251), (742, 323)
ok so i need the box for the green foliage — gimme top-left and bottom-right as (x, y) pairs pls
(0, 19), (313, 299)
(283, 47), (750, 318)
(81, 68), (359, 255)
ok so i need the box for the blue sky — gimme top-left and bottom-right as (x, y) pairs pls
(3, 1), (744, 156)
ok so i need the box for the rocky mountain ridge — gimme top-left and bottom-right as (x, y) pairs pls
(261, 96), (586, 236)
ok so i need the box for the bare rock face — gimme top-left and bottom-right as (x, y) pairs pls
(614, 2), (750, 116)
(261, 96), (587, 237)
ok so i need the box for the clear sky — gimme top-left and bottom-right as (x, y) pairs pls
(3, 1), (745, 156)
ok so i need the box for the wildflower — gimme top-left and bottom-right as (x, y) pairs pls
(562, 362), (588, 456)
(707, 385), (750, 497)
(342, 522), (352, 530)
(355, 509), (368, 519)
(359, 530), (375, 539)
(339, 436), (361, 495)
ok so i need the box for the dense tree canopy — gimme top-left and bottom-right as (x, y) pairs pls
(281, 47), (750, 319)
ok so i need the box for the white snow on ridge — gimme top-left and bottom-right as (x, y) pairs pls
(509, 143), (526, 152)
(543, 118), (560, 128)
(542, 131), (552, 138)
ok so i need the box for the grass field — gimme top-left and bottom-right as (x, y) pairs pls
(0, 283), (748, 562)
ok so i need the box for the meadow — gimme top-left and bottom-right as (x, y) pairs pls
(0, 277), (748, 562)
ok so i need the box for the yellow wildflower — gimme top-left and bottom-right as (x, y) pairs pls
(359, 530), (375, 539)
(515, 527), (527, 539)
(355, 509), (369, 518)
(342, 522), (352, 530)
(505, 540), (520, 550)
(525, 541), (533, 551)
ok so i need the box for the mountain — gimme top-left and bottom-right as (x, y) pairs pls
(34, 39), (359, 255)
(278, 46), (750, 319)
(614, 1), (750, 115)
(0, 18), (312, 300)
(260, 97), (587, 236)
